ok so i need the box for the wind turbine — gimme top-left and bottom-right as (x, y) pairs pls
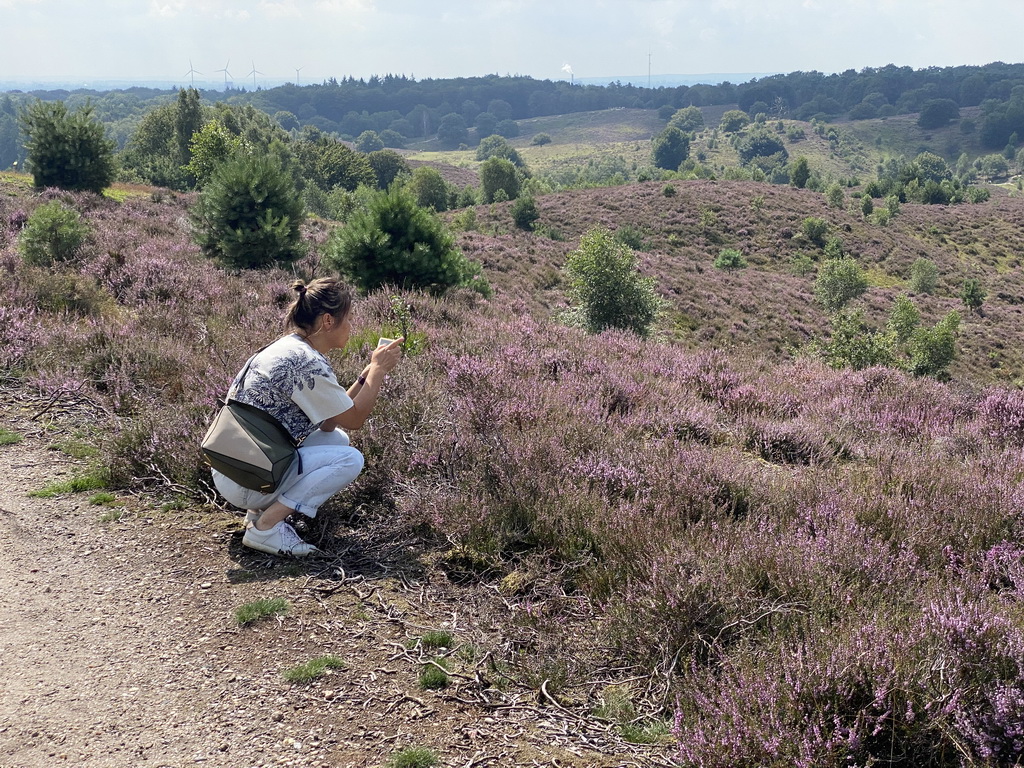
(184, 59), (202, 87)
(247, 60), (263, 90)
(217, 60), (232, 90)
(295, 66), (303, 86)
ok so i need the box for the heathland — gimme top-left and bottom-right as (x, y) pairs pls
(3, 68), (1024, 766)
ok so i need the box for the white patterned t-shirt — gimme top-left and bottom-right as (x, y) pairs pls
(229, 334), (353, 443)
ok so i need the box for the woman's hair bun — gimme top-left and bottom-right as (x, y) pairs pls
(292, 280), (307, 297)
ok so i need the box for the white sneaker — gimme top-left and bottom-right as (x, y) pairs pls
(242, 521), (320, 557)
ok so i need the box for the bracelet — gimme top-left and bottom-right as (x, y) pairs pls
(357, 375), (367, 386)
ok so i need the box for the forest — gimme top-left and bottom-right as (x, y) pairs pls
(4, 60), (1024, 170)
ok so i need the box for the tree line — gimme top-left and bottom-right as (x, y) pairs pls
(5, 61), (1024, 171)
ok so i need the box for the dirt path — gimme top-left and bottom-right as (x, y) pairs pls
(0, 401), (669, 768)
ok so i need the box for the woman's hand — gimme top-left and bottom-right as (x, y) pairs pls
(370, 337), (404, 374)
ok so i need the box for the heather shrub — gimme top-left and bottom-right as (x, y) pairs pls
(20, 268), (115, 317)
(19, 201), (89, 266)
(562, 227), (662, 337)
(977, 387), (1024, 446)
(190, 153), (305, 269)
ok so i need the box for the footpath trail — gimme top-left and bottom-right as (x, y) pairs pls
(0, 399), (665, 768)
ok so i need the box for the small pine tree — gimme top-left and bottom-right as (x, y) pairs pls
(510, 194), (539, 231)
(324, 185), (483, 294)
(714, 248), (747, 270)
(20, 100), (115, 193)
(960, 278), (986, 313)
(563, 227), (662, 337)
(190, 153), (305, 269)
(19, 201), (90, 266)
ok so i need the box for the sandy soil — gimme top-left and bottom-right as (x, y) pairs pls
(0, 395), (672, 768)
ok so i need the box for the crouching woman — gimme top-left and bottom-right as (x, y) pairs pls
(212, 277), (403, 556)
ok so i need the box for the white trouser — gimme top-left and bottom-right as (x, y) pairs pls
(212, 428), (364, 518)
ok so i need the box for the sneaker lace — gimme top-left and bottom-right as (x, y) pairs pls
(278, 522), (305, 551)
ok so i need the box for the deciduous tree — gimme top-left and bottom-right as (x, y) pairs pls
(652, 126), (689, 171)
(480, 156), (520, 203)
(563, 227), (662, 337)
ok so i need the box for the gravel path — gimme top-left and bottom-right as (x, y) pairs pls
(0, 401), (662, 768)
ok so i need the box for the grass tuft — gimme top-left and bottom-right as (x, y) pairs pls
(418, 658), (450, 690)
(0, 427), (24, 446)
(234, 597), (290, 626)
(282, 654), (346, 684)
(28, 470), (109, 498)
(387, 746), (440, 768)
(419, 629), (455, 650)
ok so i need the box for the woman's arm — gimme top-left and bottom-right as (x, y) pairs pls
(321, 338), (404, 431)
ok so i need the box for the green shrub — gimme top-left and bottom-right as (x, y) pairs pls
(887, 294), (921, 343)
(20, 100), (116, 193)
(801, 216), (829, 247)
(790, 252), (816, 277)
(325, 185), (483, 294)
(613, 223), (647, 251)
(19, 201), (89, 266)
(510, 194), (539, 231)
(908, 311), (960, 377)
(825, 183), (845, 208)
(479, 156), (519, 203)
(815, 258), (868, 312)
(909, 258), (938, 294)
(967, 186), (991, 203)
(960, 278), (986, 312)
(662, 183), (677, 197)
(819, 309), (896, 370)
(563, 227), (662, 337)
(531, 133), (552, 146)
(714, 248), (747, 270)
(190, 153), (305, 269)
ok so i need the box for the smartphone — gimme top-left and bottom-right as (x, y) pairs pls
(378, 337), (395, 347)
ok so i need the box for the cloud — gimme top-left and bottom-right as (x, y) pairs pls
(257, 1), (301, 18)
(149, 0), (186, 17)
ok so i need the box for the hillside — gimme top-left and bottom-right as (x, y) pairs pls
(3, 172), (1024, 766)
(448, 179), (1024, 385)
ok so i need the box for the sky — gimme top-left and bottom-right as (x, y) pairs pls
(2, 0), (1024, 89)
